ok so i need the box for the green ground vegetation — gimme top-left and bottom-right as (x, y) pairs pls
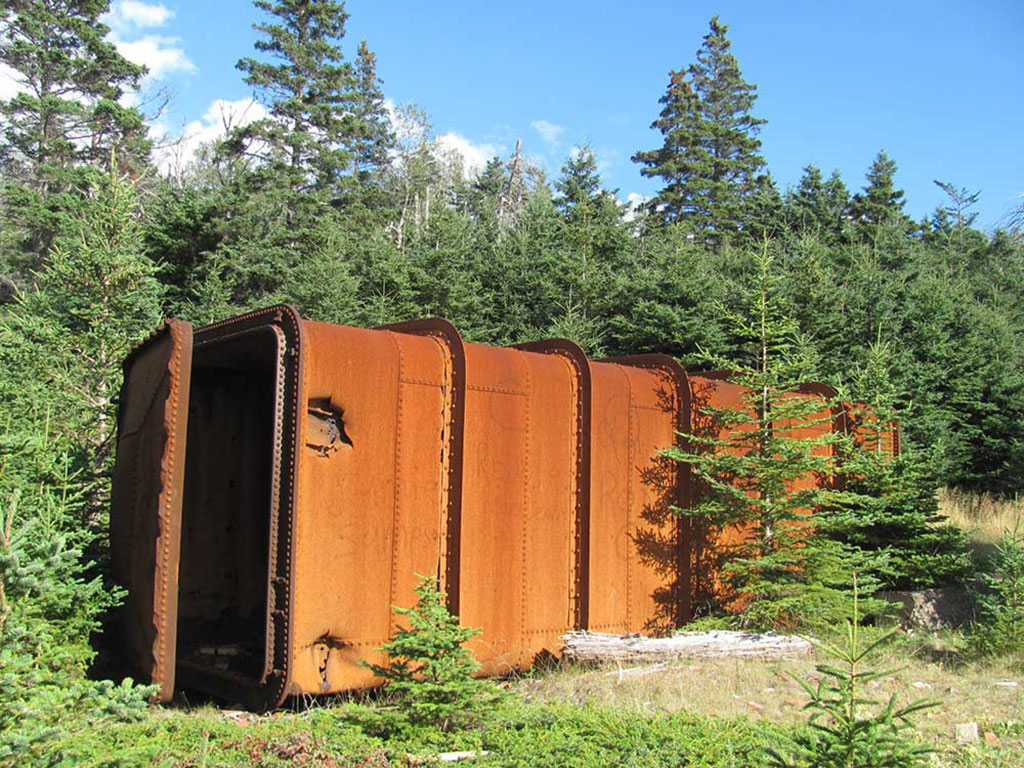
(1, 2), (1023, 766)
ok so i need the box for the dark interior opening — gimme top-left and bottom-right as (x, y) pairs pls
(176, 327), (280, 683)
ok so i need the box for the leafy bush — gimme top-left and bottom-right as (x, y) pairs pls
(670, 244), (884, 630)
(971, 520), (1024, 657)
(368, 575), (504, 733)
(767, 580), (936, 768)
(0, 425), (155, 767)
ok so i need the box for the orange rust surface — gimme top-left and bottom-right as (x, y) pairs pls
(588, 361), (683, 634)
(844, 401), (901, 457)
(458, 343), (578, 674)
(110, 319), (193, 703)
(291, 322), (453, 693)
(686, 374), (757, 608)
(109, 308), (901, 708)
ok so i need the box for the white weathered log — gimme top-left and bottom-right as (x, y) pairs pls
(561, 630), (812, 663)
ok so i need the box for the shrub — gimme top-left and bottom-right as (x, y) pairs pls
(767, 578), (936, 768)
(368, 575), (504, 733)
(0, 427), (155, 767)
(971, 519), (1024, 657)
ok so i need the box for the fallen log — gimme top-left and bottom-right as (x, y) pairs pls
(561, 630), (813, 663)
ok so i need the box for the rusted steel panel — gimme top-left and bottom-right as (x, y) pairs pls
(586, 362), (632, 634)
(777, 383), (842, 496)
(512, 339), (592, 629)
(459, 343), (578, 673)
(173, 305), (304, 710)
(110, 305), (900, 710)
(289, 322), (454, 694)
(685, 373), (755, 609)
(842, 401), (901, 457)
(110, 319), (193, 702)
(381, 319), (467, 615)
(590, 355), (689, 634)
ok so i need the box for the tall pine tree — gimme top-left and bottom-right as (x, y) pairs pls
(234, 0), (358, 202)
(632, 16), (766, 236)
(0, 0), (150, 275)
(851, 150), (911, 238)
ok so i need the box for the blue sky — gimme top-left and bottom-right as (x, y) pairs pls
(67, 1), (1024, 227)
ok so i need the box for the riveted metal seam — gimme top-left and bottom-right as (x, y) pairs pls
(519, 354), (531, 666)
(377, 319), (466, 618)
(603, 355), (691, 625)
(190, 304), (304, 709)
(510, 339), (591, 631)
(386, 331), (404, 635)
(153, 321), (190, 701)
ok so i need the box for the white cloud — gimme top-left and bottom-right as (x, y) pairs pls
(114, 36), (195, 80)
(0, 62), (25, 102)
(434, 132), (502, 179)
(154, 98), (267, 177)
(623, 192), (648, 223)
(531, 119), (565, 150)
(104, 1), (174, 33)
(121, 35), (195, 81)
(102, 2), (195, 84)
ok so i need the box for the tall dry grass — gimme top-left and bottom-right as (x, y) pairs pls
(940, 487), (1023, 547)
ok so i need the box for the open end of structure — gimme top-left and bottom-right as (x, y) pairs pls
(175, 326), (280, 685)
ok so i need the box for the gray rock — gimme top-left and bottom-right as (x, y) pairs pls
(878, 585), (978, 629)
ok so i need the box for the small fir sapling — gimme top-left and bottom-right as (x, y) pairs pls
(368, 575), (503, 732)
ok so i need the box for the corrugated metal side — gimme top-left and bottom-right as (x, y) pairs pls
(110, 319), (193, 702)
(289, 322), (453, 693)
(589, 357), (686, 634)
(459, 343), (577, 674)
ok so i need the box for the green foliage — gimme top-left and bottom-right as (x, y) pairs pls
(767, 581), (937, 768)
(0, 5), (1020, 761)
(633, 16), (767, 235)
(0, 166), (160, 766)
(0, 0), (149, 275)
(824, 342), (973, 590)
(851, 151), (912, 240)
(0, 424), (154, 767)
(971, 518), (1024, 656)
(369, 576), (503, 733)
(669, 242), (882, 629)
(0, 167), (164, 486)
(235, 0), (358, 198)
(828, 447), (972, 590)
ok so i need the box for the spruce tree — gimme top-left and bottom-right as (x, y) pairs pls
(347, 40), (394, 185)
(235, 0), (357, 201)
(213, 0), (390, 307)
(369, 576), (502, 732)
(632, 16), (766, 235)
(825, 341), (972, 590)
(0, 0), (150, 274)
(851, 150), (911, 237)
(666, 242), (880, 629)
(0, 165), (163, 491)
(785, 166), (851, 242)
(552, 143), (627, 349)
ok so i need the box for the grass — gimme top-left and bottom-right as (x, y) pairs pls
(940, 487), (1023, 554)
(519, 638), (1023, 766)
(46, 637), (1022, 768)
(51, 698), (787, 767)
(39, 487), (1023, 767)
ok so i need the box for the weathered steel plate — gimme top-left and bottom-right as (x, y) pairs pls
(110, 319), (193, 702)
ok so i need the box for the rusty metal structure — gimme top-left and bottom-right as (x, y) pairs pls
(110, 306), (895, 709)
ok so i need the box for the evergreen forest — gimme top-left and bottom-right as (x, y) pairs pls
(1, 2), (1023, 765)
